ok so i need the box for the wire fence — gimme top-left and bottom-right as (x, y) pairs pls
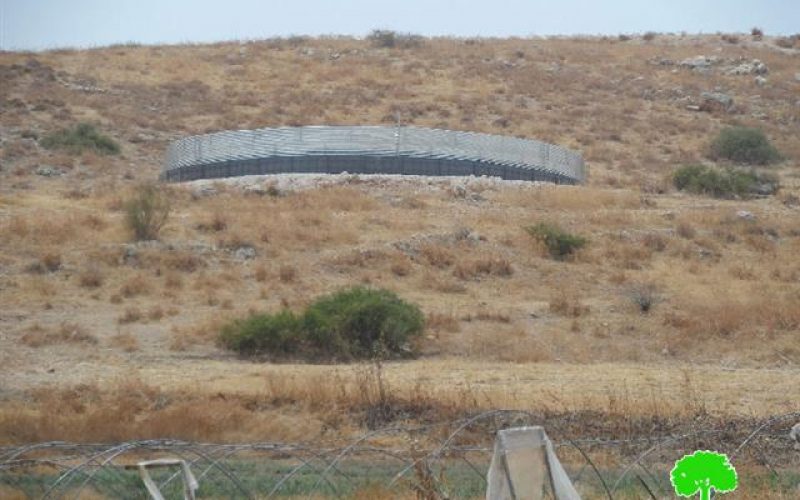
(161, 126), (586, 185)
(2, 410), (798, 499)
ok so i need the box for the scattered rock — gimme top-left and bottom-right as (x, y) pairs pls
(680, 55), (720, 72)
(727, 59), (768, 76)
(451, 185), (467, 198)
(782, 194), (800, 207)
(191, 185), (218, 198)
(35, 166), (63, 177)
(129, 132), (156, 143)
(453, 227), (484, 243)
(699, 91), (734, 112)
(750, 181), (778, 196)
(736, 210), (756, 221)
(233, 245), (257, 260)
(790, 423), (800, 450)
(795, 72), (800, 82)
(651, 57), (675, 66)
(122, 245), (139, 266)
(755, 76), (768, 87)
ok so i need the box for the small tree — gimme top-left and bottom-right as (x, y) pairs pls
(671, 450), (738, 500)
(124, 183), (171, 241)
(710, 126), (781, 166)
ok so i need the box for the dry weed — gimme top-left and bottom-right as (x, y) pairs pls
(19, 322), (97, 347)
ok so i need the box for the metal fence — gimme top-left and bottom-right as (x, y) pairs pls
(3, 410), (798, 499)
(161, 126), (586, 184)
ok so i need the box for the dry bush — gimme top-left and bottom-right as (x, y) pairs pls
(331, 249), (387, 268)
(452, 256), (513, 280)
(1, 213), (79, 247)
(163, 271), (183, 289)
(25, 252), (62, 274)
(720, 34), (740, 44)
(419, 243), (455, 268)
(119, 274), (150, 297)
(110, 332), (139, 352)
(627, 283), (662, 313)
(389, 253), (413, 277)
(676, 222), (696, 240)
(0, 381), (264, 443)
(426, 312), (461, 333)
(20, 322), (97, 347)
(170, 315), (231, 350)
(503, 186), (640, 211)
(464, 326), (553, 363)
(674, 295), (800, 337)
(642, 232), (668, 252)
(118, 307), (143, 324)
(602, 239), (653, 270)
(462, 308), (512, 323)
(549, 288), (590, 317)
(254, 264), (268, 282)
(148, 306), (164, 321)
(162, 251), (205, 272)
(78, 266), (104, 288)
(419, 271), (466, 294)
(728, 265), (757, 281)
(278, 265), (297, 283)
(194, 212), (228, 232)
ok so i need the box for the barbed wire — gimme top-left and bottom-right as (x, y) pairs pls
(1, 409), (798, 498)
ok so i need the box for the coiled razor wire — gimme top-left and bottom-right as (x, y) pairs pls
(1, 410), (798, 499)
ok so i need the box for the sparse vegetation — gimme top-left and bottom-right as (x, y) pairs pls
(220, 287), (424, 360)
(672, 164), (776, 199)
(709, 127), (782, 166)
(2, 34), (799, 455)
(40, 123), (120, 155)
(366, 29), (424, 49)
(124, 183), (171, 240)
(627, 283), (661, 313)
(525, 222), (587, 260)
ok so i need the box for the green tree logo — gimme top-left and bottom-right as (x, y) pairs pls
(670, 450), (738, 500)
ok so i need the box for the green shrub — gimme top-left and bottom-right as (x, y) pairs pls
(367, 29), (424, 49)
(525, 223), (587, 260)
(124, 183), (171, 240)
(219, 287), (424, 361)
(40, 123), (120, 155)
(304, 287), (424, 359)
(673, 164), (776, 199)
(709, 126), (781, 165)
(219, 310), (302, 356)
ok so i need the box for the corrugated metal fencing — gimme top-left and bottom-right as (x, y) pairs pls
(161, 126), (585, 184)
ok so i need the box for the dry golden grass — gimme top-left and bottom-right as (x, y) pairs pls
(19, 322), (97, 348)
(1, 34), (799, 446)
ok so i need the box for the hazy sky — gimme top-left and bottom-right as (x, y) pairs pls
(2, 0), (798, 50)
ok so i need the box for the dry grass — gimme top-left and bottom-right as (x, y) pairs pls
(117, 306), (143, 324)
(4, 356), (798, 445)
(19, 322), (97, 348)
(549, 288), (590, 318)
(110, 331), (139, 352)
(1, 34), (799, 445)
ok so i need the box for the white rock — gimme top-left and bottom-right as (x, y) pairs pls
(736, 210), (756, 221)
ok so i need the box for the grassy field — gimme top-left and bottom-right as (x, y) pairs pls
(1, 32), (799, 497)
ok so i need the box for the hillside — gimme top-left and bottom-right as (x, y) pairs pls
(1, 32), (799, 454)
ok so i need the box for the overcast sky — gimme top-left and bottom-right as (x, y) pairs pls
(2, 0), (798, 51)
